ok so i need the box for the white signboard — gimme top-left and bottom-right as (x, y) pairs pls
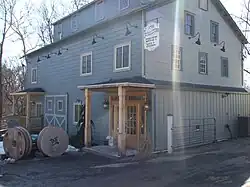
(144, 22), (160, 51)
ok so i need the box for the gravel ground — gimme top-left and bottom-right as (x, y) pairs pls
(1, 138), (250, 187)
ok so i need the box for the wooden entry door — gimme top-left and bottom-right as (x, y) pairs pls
(125, 104), (138, 149)
(112, 102), (144, 150)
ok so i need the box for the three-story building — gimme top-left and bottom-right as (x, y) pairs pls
(19, 0), (249, 153)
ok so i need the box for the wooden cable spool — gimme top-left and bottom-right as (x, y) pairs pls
(3, 126), (33, 160)
(37, 126), (69, 157)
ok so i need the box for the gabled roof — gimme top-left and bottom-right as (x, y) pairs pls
(26, 0), (247, 57)
(212, 0), (248, 44)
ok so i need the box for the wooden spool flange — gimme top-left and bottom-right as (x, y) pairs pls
(37, 126), (69, 157)
(3, 127), (32, 160)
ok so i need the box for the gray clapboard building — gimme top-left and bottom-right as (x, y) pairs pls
(19, 0), (249, 152)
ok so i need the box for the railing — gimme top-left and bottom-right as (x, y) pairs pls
(0, 115), (43, 133)
(172, 118), (216, 149)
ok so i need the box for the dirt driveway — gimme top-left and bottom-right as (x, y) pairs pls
(1, 138), (250, 187)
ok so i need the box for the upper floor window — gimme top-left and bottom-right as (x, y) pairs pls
(199, 0), (208, 11)
(80, 52), (92, 76)
(198, 52), (208, 75)
(221, 57), (229, 77)
(171, 45), (183, 71)
(114, 42), (131, 71)
(57, 23), (63, 39)
(95, 0), (104, 21)
(71, 14), (78, 32)
(119, 0), (129, 10)
(210, 21), (219, 43)
(184, 11), (195, 36)
(31, 68), (37, 84)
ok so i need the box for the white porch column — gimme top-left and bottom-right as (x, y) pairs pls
(84, 89), (92, 147)
(167, 114), (173, 154)
(118, 86), (126, 155)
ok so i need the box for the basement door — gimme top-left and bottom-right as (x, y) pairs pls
(44, 94), (68, 132)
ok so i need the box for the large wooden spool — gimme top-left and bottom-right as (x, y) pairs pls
(37, 126), (69, 157)
(3, 126), (33, 160)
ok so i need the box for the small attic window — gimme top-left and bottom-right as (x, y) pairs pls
(71, 14), (78, 32)
(199, 0), (208, 11)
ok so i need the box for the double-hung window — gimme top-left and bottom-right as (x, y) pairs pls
(184, 11), (195, 36)
(171, 45), (183, 71)
(80, 52), (92, 76)
(199, 0), (208, 11)
(114, 42), (131, 71)
(95, 0), (104, 21)
(221, 57), (229, 77)
(198, 52), (208, 74)
(210, 21), (219, 43)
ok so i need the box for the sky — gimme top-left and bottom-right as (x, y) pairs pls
(2, 0), (250, 82)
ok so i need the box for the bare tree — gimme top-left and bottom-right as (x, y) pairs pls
(70, 0), (91, 11)
(0, 0), (17, 122)
(36, 0), (61, 46)
(10, 0), (39, 66)
(2, 59), (24, 116)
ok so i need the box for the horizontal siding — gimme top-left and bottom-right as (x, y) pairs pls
(153, 88), (250, 151)
(25, 12), (143, 141)
(54, 0), (142, 41)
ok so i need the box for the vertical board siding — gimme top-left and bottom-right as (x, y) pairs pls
(153, 88), (250, 151)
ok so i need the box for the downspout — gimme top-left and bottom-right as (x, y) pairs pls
(241, 44), (244, 87)
(142, 10), (146, 77)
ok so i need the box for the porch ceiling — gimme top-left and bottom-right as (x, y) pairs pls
(77, 76), (156, 92)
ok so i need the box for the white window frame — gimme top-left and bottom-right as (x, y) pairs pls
(36, 102), (43, 117)
(57, 23), (63, 39)
(199, 52), (208, 75)
(172, 45), (182, 71)
(73, 102), (82, 124)
(119, 0), (129, 10)
(57, 100), (63, 112)
(95, 0), (105, 21)
(31, 68), (37, 84)
(80, 52), (92, 76)
(47, 100), (53, 111)
(71, 14), (78, 32)
(199, 0), (208, 11)
(114, 41), (131, 72)
(184, 11), (195, 36)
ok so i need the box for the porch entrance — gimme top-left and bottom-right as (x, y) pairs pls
(112, 101), (145, 150)
(77, 77), (155, 154)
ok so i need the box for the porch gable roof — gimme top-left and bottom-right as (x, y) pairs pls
(77, 76), (156, 90)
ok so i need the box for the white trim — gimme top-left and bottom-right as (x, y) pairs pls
(80, 51), (93, 76)
(119, 0), (129, 11)
(113, 41), (131, 72)
(57, 100), (63, 112)
(31, 68), (37, 84)
(47, 100), (53, 111)
(95, 0), (105, 22)
(78, 82), (155, 90)
(73, 102), (82, 124)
